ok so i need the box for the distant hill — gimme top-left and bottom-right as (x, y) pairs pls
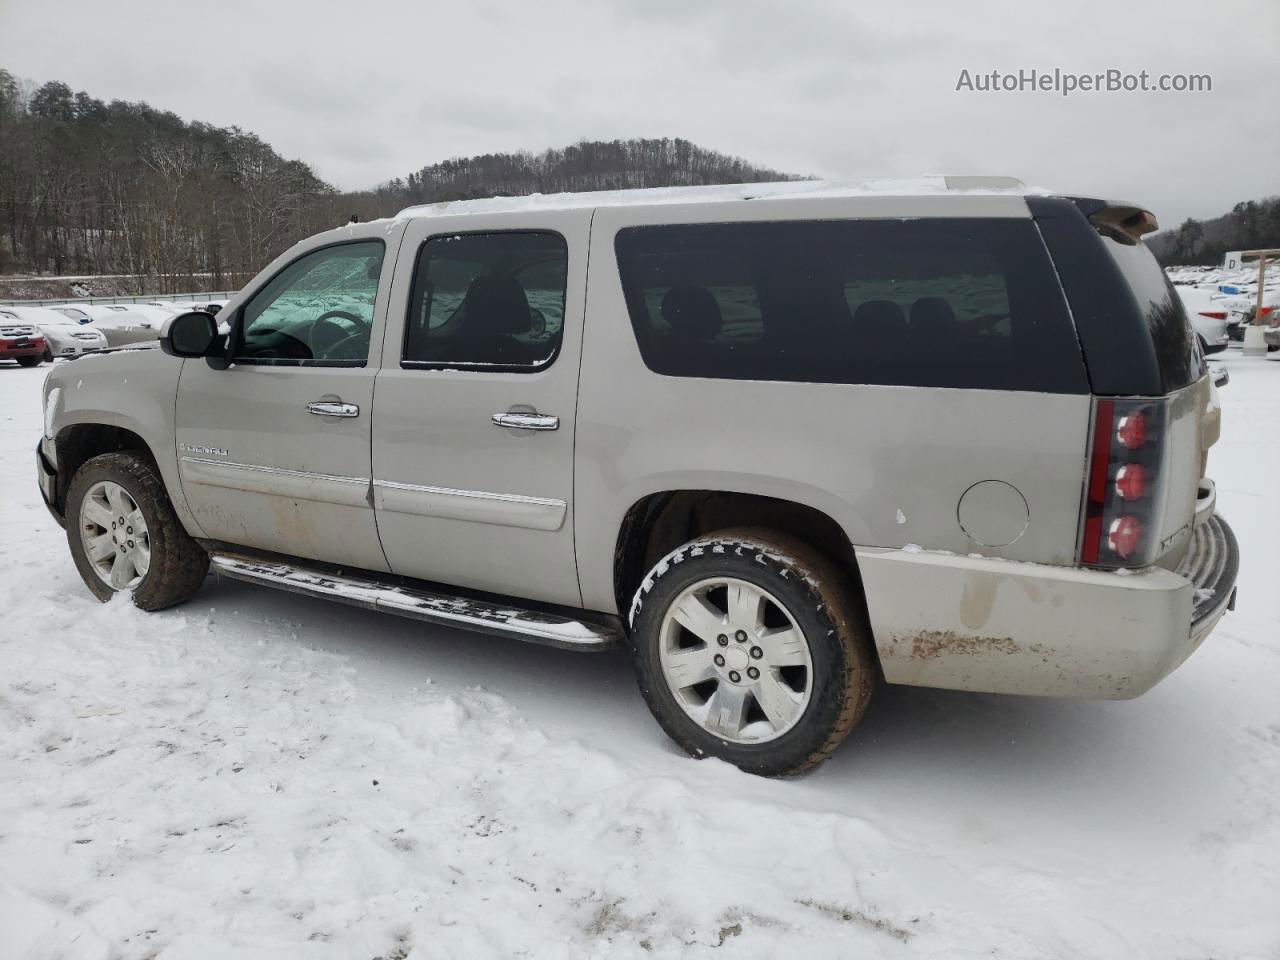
(0, 68), (793, 291)
(1148, 197), (1280, 266)
(357, 139), (795, 214)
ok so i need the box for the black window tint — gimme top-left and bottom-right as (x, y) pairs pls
(615, 219), (1088, 393)
(1097, 235), (1204, 391)
(236, 241), (383, 366)
(404, 232), (567, 370)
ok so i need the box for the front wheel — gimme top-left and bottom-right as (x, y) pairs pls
(628, 529), (876, 776)
(65, 452), (209, 610)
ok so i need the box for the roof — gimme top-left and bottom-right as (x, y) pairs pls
(394, 176), (1041, 220)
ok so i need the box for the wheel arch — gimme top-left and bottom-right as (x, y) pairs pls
(54, 421), (162, 513)
(612, 489), (871, 634)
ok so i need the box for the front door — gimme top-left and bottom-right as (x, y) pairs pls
(372, 212), (589, 607)
(176, 233), (403, 572)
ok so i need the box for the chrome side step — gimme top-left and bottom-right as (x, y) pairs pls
(208, 552), (622, 652)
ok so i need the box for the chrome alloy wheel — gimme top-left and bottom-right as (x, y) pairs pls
(79, 480), (150, 590)
(658, 576), (813, 743)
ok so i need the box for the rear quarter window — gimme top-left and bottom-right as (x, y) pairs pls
(1097, 235), (1204, 391)
(614, 218), (1089, 393)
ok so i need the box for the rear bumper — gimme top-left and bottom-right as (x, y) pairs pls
(856, 513), (1239, 699)
(0, 337), (45, 358)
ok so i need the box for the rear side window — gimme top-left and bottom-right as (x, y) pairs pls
(403, 231), (567, 371)
(614, 219), (1088, 393)
(1097, 235), (1203, 390)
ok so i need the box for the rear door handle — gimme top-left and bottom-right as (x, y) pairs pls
(491, 411), (559, 431)
(307, 401), (360, 418)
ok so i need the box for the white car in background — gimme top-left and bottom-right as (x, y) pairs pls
(0, 305), (107, 360)
(50, 303), (128, 324)
(86, 307), (169, 347)
(1175, 286), (1231, 355)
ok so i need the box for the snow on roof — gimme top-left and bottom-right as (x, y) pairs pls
(394, 176), (1040, 219)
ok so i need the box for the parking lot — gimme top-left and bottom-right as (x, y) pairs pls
(1, 351), (1278, 958)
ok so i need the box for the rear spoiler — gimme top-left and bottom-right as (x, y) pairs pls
(1070, 197), (1159, 245)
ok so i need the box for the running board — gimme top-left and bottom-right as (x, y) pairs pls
(208, 552), (622, 652)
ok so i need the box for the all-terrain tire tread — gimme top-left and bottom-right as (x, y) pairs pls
(65, 451), (208, 610)
(628, 527), (876, 776)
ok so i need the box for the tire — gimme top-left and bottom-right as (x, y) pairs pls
(65, 451), (209, 610)
(16, 355), (42, 367)
(43, 347), (54, 363)
(628, 528), (876, 776)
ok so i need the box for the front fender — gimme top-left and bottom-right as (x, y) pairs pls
(44, 349), (203, 537)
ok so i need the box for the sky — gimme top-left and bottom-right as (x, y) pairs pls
(1, 0), (1275, 227)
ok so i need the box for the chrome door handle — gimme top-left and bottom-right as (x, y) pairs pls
(307, 401), (359, 418)
(491, 411), (559, 431)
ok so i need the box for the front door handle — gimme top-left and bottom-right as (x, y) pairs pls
(491, 411), (559, 431)
(307, 401), (360, 418)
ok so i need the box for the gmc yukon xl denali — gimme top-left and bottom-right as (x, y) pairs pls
(36, 178), (1240, 776)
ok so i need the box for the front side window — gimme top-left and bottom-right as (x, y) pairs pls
(403, 232), (567, 370)
(235, 240), (384, 365)
(615, 219), (1089, 393)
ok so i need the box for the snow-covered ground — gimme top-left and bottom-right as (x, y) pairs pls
(2, 353), (1278, 959)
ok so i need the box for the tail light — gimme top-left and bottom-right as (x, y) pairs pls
(1197, 310), (1228, 320)
(1080, 398), (1170, 568)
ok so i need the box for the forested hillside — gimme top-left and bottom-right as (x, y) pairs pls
(0, 71), (339, 290)
(0, 69), (789, 292)
(1148, 197), (1280, 266)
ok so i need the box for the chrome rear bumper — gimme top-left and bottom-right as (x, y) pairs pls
(1177, 513), (1239, 641)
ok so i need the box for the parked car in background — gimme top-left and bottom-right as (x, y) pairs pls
(36, 179), (1239, 777)
(88, 309), (167, 347)
(51, 305), (98, 325)
(1, 305), (106, 360)
(1174, 286), (1231, 355)
(0, 311), (46, 366)
(51, 303), (125, 325)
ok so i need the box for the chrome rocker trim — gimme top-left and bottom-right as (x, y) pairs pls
(208, 552), (620, 652)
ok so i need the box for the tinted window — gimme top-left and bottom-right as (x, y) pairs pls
(403, 232), (567, 370)
(235, 241), (384, 365)
(615, 219), (1088, 393)
(1097, 235), (1204, 390)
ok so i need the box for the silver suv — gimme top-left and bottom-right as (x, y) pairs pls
(36, 178), (1240, 776)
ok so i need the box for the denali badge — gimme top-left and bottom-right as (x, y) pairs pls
(180, 443), (230, 457)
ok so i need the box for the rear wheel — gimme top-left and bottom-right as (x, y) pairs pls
(16, 355), (42, 367)
(65, 452), (208, 610)
(628, 529), (876, 776)
(43, 347), (54, 363)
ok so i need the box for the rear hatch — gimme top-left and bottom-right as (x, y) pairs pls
(1030, 197), (1210, 571)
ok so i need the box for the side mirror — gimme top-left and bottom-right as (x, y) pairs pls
(1212, 367), (1229, 388)
(206, 303), (222, 316)
(160, 311), (219, 358)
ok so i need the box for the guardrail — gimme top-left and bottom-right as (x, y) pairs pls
(0, 290), (240, 308)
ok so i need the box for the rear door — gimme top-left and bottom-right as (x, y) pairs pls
(372, 210), (589, 608)
(176, 229), (405, 572)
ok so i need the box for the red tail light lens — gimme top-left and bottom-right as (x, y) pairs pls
(1080, 398), (1168, 569)
(1114, 463), (1146, 500)
(1197, 311), (1228, 320)
(1107, 516), (1142, 558)
(1116, 412), (1146, 449)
